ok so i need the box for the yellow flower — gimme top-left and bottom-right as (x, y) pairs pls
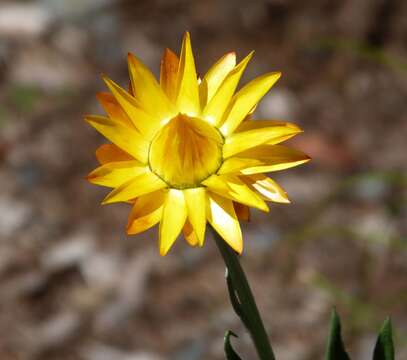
(86, 32), (310, 255)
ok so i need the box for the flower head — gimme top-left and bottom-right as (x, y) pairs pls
(86, 32), (310, 255)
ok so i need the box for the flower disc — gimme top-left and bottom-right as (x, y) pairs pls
(149, 113), (223, 189)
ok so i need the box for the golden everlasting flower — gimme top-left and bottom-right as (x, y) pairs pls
(86, 32), (310, 255)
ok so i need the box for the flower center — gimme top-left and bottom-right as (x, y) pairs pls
(149, 113), (223, 189)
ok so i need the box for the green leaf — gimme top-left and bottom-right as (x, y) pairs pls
(224, 331), (243, 360)
(226, 270), (243, 316)
(373, 318), (395, 360)
(225, 269), (250, 328)
(325, 309), (351, 360)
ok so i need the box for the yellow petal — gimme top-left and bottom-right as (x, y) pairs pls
(183, 220), (199, 246)
(223, 122), (302, 158)
(233, 202), (250, 221)
(237, 145), (311, 174)
(102, 170), (167, 204)
(218, 157), (262, 175)
(236, 119), (288, 132)
(96, 92), (134, 128)
(220, 72), (281, 136)
(176, 32), (201, 116)
(159, 189), (188, 256)
(242, 174), (290, 203)
(199, 52), (236, 106)
(203, 174), (269, 212)
(183, 187), (206, 246)
(207, 192), (243, 254)
(127, 52), (177, 121)
(87, 160), (146, 188)
(160, 48), (179, 102)
(127, 190), (166, 234)
(235, 120), (303, 144)
(103, 77), (161, 139)
(202, 52), (253, 127)
(85, 115), (149, 163)
(95, 144), (133, 164)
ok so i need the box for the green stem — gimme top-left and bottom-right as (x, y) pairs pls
(210, 226), (275, 360)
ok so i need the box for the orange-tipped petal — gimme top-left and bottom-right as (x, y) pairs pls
(96, 92), (134, 128)
(183, 187), (206, 246)
(95, 144), (133, 164)
(85, 115), (149, 163)
(87, 160), (146, 188)
(128, 52), (177, 121)
(233, 202), (250, 221)
(127, 190), (166, 235)
(183, 220), (200, 247)
(160, 48), (179, 102)
(102, 170), (167, 205)
(103, 77), (161, 139)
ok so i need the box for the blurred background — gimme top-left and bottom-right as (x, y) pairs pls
(0, 0), (406, 359)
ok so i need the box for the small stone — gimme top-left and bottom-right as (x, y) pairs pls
(0, 197), (32, 238)
(0, 3), (52, 38)
(81, 251), (122, 290)
(10, 44), (90, 90)
(41, 231), (95, 271)
(52, 26), (88, 58)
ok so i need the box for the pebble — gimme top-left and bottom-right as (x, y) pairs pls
(41, 231), (95, 272)
(0, 3), (52, 38)
(0, 196), (32, 238)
